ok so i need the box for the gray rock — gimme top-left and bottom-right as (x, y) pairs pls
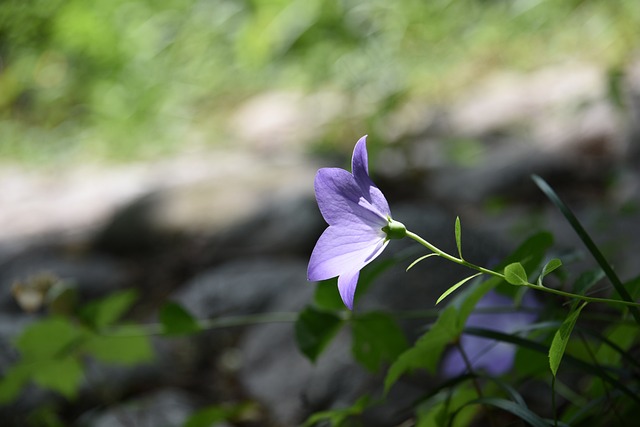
(81, 388), (198, 427)
(201, 196), (325, 264)
(92, 153), (317, 255)
(174, 258), (312, 319)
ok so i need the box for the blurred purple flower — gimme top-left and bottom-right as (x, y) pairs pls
(442, 290), (539, 377)
(307, 135), (403, 310)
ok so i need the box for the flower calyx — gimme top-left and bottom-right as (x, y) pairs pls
(382, 217), (406, 240)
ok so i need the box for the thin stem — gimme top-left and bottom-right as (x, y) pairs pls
(104, 312), (300, 337)
(405, 230), (640, 308)
(456, 341), (484, 399)
(456, 342), (497, 427)
(551, 375), (558, 427)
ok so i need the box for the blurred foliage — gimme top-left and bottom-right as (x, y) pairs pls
(0, 288), (153, 404)
(1, 0), (640, 163)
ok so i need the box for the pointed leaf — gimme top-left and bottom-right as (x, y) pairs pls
(313, 278), (345, 311)
(549, 302), (587, 377)
(295, 306), (344, 362)
(159, 301), (200, 336)
(532, 174), (640, 324)
(455, 216), (463, 259)
(537, 258), (562, 286)
(501, 231), (553, 271)
(416, 384), (478, 427)
(504, 262), (528, 286)
(351, 312), (408, 372)
(436, 273), (483, 305)
(0, 363), (31, 403)
(16, 317), (84, 361)
(80, 289), (138, 330)
(406, 253), (439, 272)
(573, 269), (605, 296)
(184, 403), (251, 427)
(82, 326), (154, 365)
(302, 395), (370, 427)
(31, 357), (84, 399)
(385, 306), (459, 393)
(453, 397), (551, 427)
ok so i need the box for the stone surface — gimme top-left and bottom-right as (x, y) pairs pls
(81, 388), (198, 427)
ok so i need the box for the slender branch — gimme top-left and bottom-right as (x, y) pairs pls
(103, 312), (300, 337)
(405, 231), (640, 308)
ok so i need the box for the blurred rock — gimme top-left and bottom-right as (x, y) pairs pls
(81, 388), (198, 427)
(201, 196), (325, 264)
(173, 258), (311, 320)
(230, 90), (347, 153)
(93, 152), (317, 255)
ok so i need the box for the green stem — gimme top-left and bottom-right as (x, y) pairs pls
(104, 312), (300, 337)
(405, 230), (640, 308)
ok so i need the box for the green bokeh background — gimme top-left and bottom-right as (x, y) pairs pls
(1, 0), (638, 164)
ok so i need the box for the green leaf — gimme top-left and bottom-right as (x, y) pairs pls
(16, 317), (84, 360)
(80, 289), (138, 330)
(454, 216), (463, 259)
(573, 269), (605, 295)
(384, 276), (497, 392)
(301, 395), (370, 427)
(82, 326), (154, 365)
(295, 306), (344, 362)
(313, 279), (345, 311)
(503, 262), (528, 286)
(595, 323), (639, 366)
(549, 302), (587, 377)
(500, 231), (553, 272)
(416, 384), (478, 427)
(31, 357), (84, 399)
(355, 258), (397, 305)
(453, 397), (551, 427)
(623, 274), (640, 299)
(351, 312), (408, 372)
(537, 258), (562, 286)
(184, 403), (251, 427)
(159, 301), (200, 336)
(532, 174), (640, 324)
(385, 306), (459, 393)
(406, 253), (439, 272)
(436, 273), (483, 305)
(0, 363), (31, 403)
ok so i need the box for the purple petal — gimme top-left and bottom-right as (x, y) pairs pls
(352, 136), (371, 176)
(442, 335), (517, 377)
(338, 269), (360, 310)
(307, 224), (388, 282)
(442, 291), (539, 377)
(351, 136), (391, 219)
(314, 168), (388, 227)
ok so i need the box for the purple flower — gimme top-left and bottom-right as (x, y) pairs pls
(307, 135), (405, 310)
(442, 290), (539, 377)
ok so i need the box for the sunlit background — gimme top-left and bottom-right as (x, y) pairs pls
(1, 0), (639, 164)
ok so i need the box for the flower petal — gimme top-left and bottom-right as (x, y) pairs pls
(314, 167), (387, 226)
(442, 335), (517, 377)
(307, 224), (388, 282)
(351, 136), (391, 218)
(338, 269), (360, 310)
